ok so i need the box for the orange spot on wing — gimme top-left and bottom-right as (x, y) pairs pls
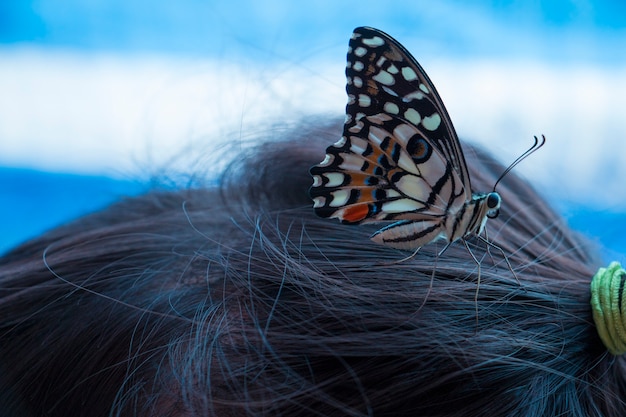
(346, 172), (372, 187)
(342, 204), (369, 223)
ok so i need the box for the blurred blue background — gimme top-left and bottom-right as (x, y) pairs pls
(0, 0), (624, 262)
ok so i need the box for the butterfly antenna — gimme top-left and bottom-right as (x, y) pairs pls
(493, 134), (546, 192)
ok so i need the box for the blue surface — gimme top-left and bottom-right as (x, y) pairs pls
(1, 1), (625, 63)
(559, 205), (626, 265)
(0, 168), (144, 254)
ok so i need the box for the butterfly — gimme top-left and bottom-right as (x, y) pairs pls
(309, 26), (543, 256)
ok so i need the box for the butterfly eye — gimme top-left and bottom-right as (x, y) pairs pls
(486, 192), (501, 209)
(486, 192), (501, 218)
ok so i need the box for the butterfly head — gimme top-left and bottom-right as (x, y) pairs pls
(486, 192), (501, 219)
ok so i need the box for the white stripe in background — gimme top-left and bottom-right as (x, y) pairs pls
(0, 48), (625, 209)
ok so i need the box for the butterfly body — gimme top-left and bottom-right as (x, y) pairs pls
(309, 27), (501, 252)
(370, 191), (500, 250)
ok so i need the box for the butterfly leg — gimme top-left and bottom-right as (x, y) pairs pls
(437, 241), (453, 257)
(482, 228), (498, 269)
(462, 239), (482, 328)
(475, 235), (523, 290)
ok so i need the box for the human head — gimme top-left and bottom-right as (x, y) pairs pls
(0, 122), (621, 416)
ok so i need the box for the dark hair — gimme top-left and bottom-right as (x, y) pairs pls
(0, 121), (622, 417)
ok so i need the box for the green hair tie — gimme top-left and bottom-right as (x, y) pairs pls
(590, 262), (626, 355)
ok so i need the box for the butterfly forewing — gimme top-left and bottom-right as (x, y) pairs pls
(310, 26), (470, 228)
(346, 27), (470, 191)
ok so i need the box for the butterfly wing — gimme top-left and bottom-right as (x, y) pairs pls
(310, 26), (471, 225)
(310, 112), (463, 224)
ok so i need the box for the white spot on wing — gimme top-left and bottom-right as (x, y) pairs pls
(358, 94), (371, 107)
(403, 91), (425, 101)
(339, 153), (369, 171)
(329, 189), (350, 207)
(353, 76), (363, 88)
(402, 67), (418, 81)
(373, 70), (395, 86)
(383, 102), (399, 114)
(349, 136), (369, 155)
(362, 36), (384, 47)
(382, 198), (425, 213)
(422, 113), (441, 131)
(318, 154), (333, 167)
(352, 61), (364, 71)
(312, 196), (326, 208)
(354, 46), (367, 57)
(333, 136), (347, 147)
(324, 172), (345, 187)
(404, 108), (421, 125)
(312, 175), (322, 187)
(382, 85), (399, 97)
